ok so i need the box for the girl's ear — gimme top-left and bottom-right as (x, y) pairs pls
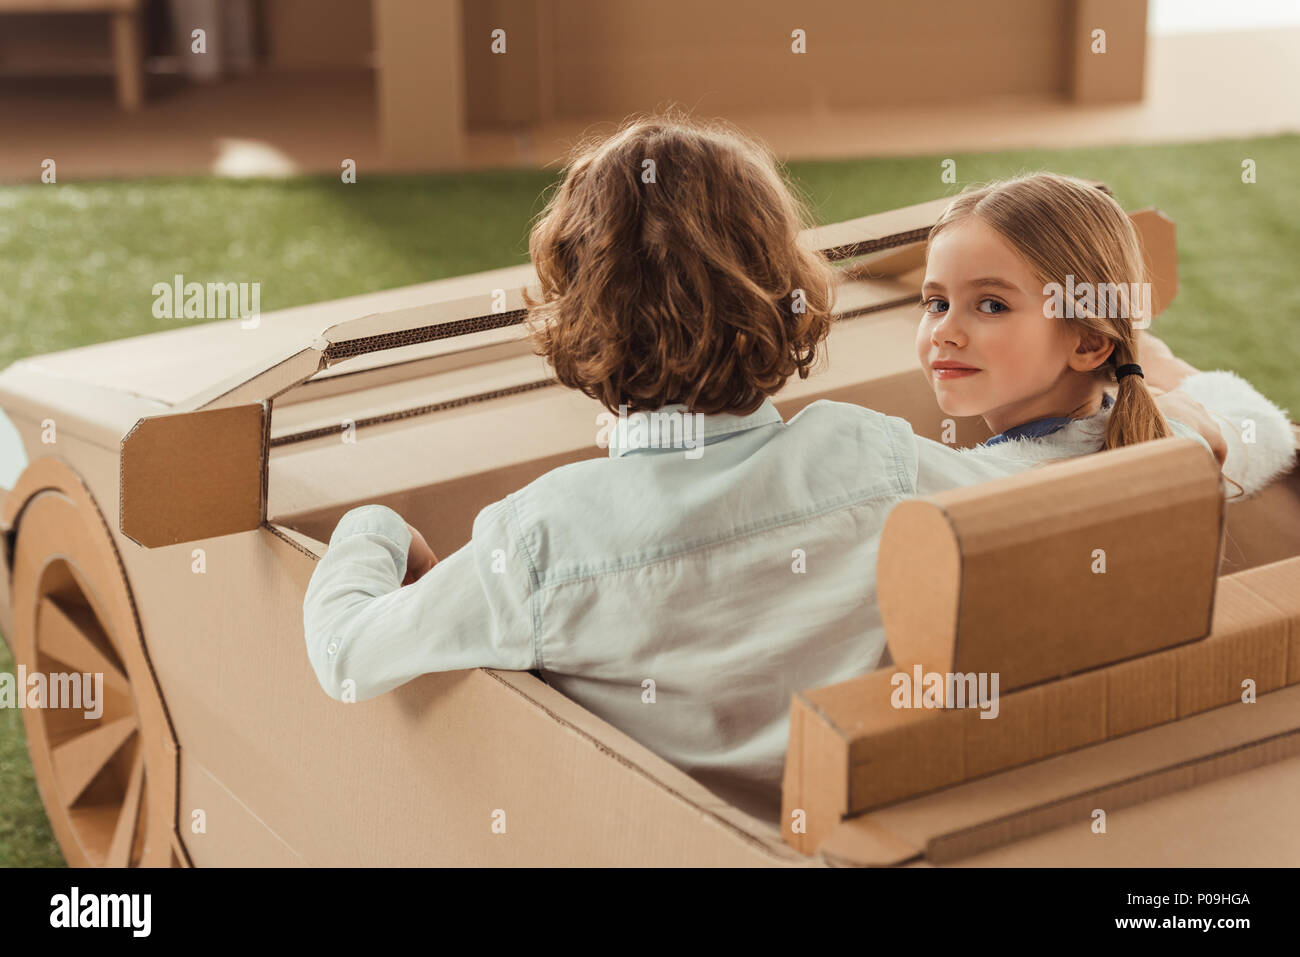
(1069, 330), (1115, 372)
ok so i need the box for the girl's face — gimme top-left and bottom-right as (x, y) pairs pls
(916, 217), (1111, 435)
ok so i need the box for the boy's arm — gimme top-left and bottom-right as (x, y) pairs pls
(302, 501), (537, 702)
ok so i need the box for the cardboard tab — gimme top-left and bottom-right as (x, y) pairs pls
(120, 403), (267, 548)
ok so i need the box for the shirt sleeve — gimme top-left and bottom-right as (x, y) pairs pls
(1169, 369), (1297, 499)
(301, 500), (537, 702)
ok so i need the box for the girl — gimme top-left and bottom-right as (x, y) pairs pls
(913, 172), (1294, 501)
(302, 120), (1288, 830)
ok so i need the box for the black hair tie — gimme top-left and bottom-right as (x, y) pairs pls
(1115, 363), (1143, 381)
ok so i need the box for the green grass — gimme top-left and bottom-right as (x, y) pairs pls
(1, 134), (1297, 867)
(0, 637), (64, 866)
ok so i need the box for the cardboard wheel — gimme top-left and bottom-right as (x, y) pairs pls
(7, 458), (184, 867)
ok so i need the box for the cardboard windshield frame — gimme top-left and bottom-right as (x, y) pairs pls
(114, 198), (1179, 550)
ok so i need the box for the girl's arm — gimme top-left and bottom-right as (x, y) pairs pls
(1140, 332), (1296, 498)
(301, 501), (537, 702)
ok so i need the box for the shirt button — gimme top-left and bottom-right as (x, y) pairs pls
(326, 641), (339, 656)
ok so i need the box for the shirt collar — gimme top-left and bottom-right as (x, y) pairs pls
(607, 397), (783, 458)
(982, 391), (1114, 448)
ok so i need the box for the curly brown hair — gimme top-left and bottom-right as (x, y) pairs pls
(524, 112), (836, 416)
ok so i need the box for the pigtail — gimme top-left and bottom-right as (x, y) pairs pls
(1103, 349), (1248, 501)
(1101, 347), (1174, 452)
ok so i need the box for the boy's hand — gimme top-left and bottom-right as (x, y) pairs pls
(1153, 390), (1228, 468)
(402, 523), (438, 585)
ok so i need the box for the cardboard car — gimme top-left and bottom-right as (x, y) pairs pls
(1, 197), (1297, 867)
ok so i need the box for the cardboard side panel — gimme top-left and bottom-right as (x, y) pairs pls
(5, 427), (809, 866)
(122, 519), (812, 866)
(178, 754), (307, 867)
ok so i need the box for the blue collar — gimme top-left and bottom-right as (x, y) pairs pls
(607, 398), (783, 457)
(981, 392), (1113, 448)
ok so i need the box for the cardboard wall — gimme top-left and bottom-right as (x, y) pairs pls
(263, 0), (373, 70)
(1067, 0), (1148, 103)
(543, 0), (1069, 117)
(372, 0), (464, 167)
(0, 10), (117, 77)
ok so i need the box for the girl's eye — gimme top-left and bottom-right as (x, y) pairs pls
(922, 297), (948, 315)
(977, 298), (1008, 314)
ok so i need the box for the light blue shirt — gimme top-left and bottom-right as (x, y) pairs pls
(302, 397), (1061, 825)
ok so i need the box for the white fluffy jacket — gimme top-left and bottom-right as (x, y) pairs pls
(949, 369), (1297, 500)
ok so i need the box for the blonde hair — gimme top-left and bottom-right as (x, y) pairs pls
(930, 172), (1242, 497)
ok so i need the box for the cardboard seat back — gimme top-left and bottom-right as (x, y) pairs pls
(784, 427), (1300, 857)
(878, 436), (1227, 692)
